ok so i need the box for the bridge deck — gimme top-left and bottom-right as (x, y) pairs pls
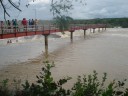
(0, 24), (106, 39)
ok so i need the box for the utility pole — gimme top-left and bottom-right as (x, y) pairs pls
(34, 8), (37, 20)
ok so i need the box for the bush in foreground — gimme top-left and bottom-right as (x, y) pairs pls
(0, 61), (128, 96)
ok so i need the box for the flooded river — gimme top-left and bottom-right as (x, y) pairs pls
(53, 28), (128, 83)
(0, 28), (128, 87)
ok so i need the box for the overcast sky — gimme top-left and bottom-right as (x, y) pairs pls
(1, 0), (128, 20)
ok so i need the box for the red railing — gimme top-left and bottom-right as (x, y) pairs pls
(0, 24), (107, 39)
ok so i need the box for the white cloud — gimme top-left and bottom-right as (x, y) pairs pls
(71, 0), (128, 19)
(1, 0), (128, 20)
(99, 8), (108, 14)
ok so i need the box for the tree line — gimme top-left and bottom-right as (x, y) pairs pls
(72, 18), (128, 28)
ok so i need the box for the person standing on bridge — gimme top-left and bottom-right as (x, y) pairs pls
(7, 20), (11, 33)
(34, 19), (38, 30)
(12, 19), (15, 28)
(12, 19), (18, 32)
(7, 20), (11, 29)
(15, 19), (19, 32)
(22, 18), (27, 31)
(31, 19), (34, 28)
(0, 21), (4, 34)
(28, 19), (32, 28)
(0, 21), (4, 28)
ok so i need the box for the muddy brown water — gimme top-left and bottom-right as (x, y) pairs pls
(0, 28), (128, 88)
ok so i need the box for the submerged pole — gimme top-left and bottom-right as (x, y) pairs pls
(102, 27), (104, 31)
(44, 34), (49, 58)
(105, 25), (107, 30)
(84, 29), (86, 39)
(98, 28), (100, 32)
(90, 28), (91, 32)
(93, 28), (95, 33)
(70, 31), (73, 42)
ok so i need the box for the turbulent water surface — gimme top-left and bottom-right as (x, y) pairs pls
(0, 28), (128, 86)
(53, 28), (128, 81)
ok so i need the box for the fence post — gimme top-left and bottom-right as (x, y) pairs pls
(1, 27), (3, 39)
(25, 25), (27, 36)
(14, 27), (17, 37)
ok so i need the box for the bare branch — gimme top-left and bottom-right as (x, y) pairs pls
(0, 0), (10, 17)
(8, 0), (21, 11)
(0, 0), (86, 19)
(0, 0), (21, 19)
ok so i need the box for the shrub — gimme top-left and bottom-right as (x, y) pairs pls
(21, 61), (71, 96)
(71, 71), (128, 96)
(0, 79), (11, 96)
(0, 61), (128, 96)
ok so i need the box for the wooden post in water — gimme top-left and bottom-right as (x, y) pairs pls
(105, 26), (107, 30)
(44, 34), (49, 58)
(70, 30), (74, 42)
(98, 28), (100, 32)
(90, 28), (91, 32)
(70, 31), (73, 42)
(102, 27), (104, 31)
(93, 28), (95, 33)
(84, 29), (86, 39)
(43, 24), (51, 58)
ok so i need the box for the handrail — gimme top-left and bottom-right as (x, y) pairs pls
(0, 24), (107, 39)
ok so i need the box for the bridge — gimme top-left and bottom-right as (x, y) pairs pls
(0, 23), (107, 58)
(0, 24), (106, 39)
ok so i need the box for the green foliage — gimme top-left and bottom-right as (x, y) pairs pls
(50, 0), (73, 16)
(1, 0), (86, 20)
(73, 18), (128, 28)
(22, 61), (71, 96)
(0, 61), (128, 96)
(53, 16), (73, 33)
(0, 79), (11, 96)
(50, 0), (86, 17)
(72, 71), (107, 96)
(72, 71), (128, 96)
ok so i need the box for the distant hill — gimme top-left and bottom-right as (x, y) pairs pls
(72, 18), (128, 28)
(39, 18), (128, 28)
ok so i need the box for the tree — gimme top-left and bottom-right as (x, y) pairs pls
(0, 0), (86, 20)
(53, 15), (73, 33)
(0, 0), (21, 20)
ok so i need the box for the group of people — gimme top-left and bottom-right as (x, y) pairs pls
(7, 19), (18, 29)
(28, 19), (38, 27)
(0, 18), (39, 29)
(0, 19), (18, 29)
